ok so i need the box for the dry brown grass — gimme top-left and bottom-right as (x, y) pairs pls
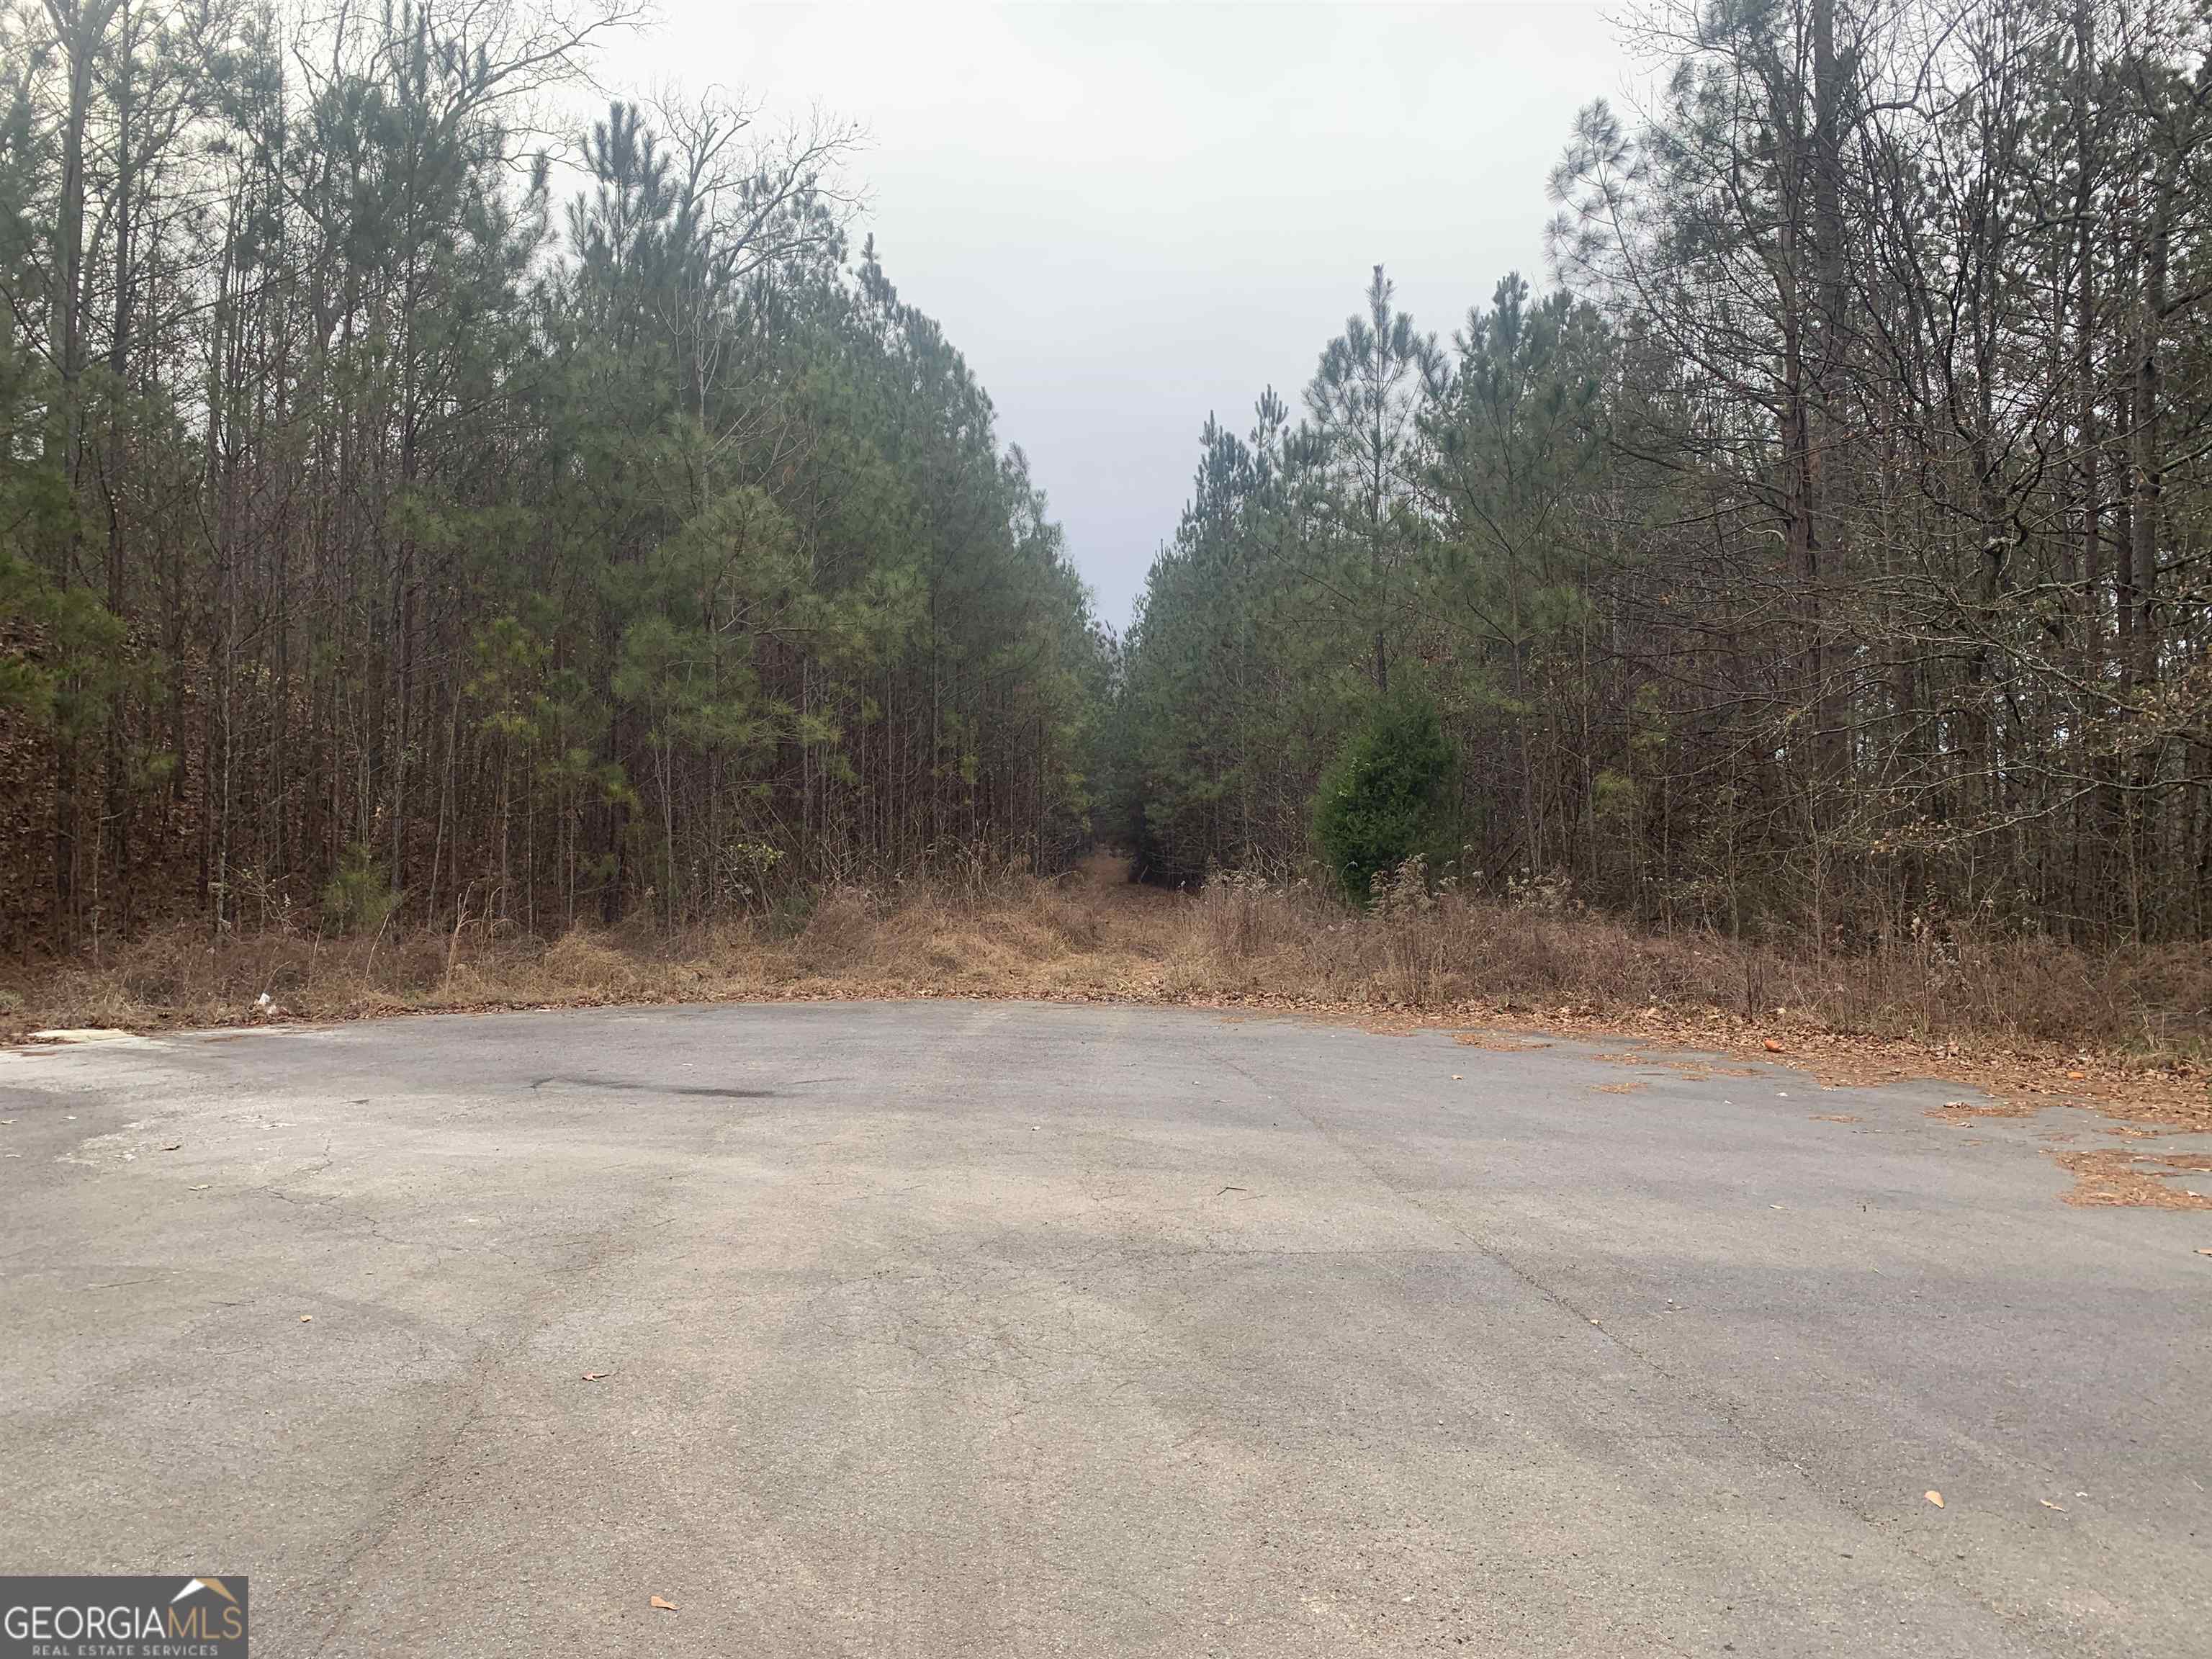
(5, 858), (2208, 1128)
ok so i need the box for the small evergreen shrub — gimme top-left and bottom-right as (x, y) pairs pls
(1313, 693), (1457, 903)
(320, 844), (401, 936)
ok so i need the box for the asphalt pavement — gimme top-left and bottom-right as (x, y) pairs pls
(2, 1001), (2207, 1656)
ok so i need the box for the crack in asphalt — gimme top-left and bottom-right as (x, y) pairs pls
(529, 1074), (781, 1100)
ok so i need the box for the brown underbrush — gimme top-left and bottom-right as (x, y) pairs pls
(5, 855), (2208, 1128)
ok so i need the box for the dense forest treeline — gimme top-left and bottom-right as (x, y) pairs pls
(6, 0), (2212, 961)
(1117, 0), (2212, 945)
(0, 0), (1105, 951)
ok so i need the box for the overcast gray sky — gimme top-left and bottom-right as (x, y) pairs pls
(602, 2), (1634, 629)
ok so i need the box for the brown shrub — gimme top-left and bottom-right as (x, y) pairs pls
(541, 929), (648, 996)
(790, 886), (882, 974)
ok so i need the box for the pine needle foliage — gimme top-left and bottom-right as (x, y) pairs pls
(1313, 695), (1457, 904)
